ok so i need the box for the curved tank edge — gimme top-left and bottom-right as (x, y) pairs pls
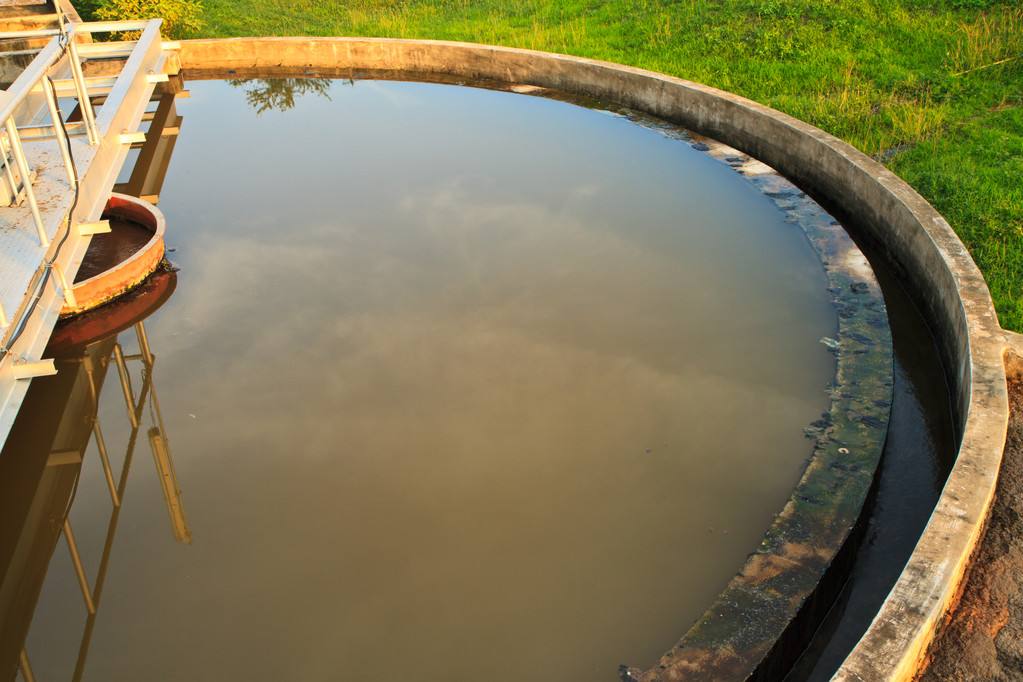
(174, 39), (1009, 682)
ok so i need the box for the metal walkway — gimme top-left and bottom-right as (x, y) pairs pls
(0, 15), (179, 448)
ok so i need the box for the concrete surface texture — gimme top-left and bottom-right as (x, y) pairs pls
(173, 37), (1011, 681)
(920, 347), (1022, 682)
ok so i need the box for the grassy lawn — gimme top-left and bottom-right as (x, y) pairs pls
(100, 0), (1023, 329)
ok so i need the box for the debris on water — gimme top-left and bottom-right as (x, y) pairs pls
(820, 336), (841, 350)
(618, 664), (642, 681)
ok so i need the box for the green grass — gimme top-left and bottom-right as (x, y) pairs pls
(103, 0), (1023, 329)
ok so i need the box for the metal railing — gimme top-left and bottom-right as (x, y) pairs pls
(0, 19), (154, 231)
(0, 16), (166, 363)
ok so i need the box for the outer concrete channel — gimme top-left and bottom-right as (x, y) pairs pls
(176, 37), (1012, 680)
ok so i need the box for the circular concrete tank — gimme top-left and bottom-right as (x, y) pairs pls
(174, 38), (1013, 681)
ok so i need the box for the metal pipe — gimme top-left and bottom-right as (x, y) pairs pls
(50, 261), (77, 308)
(135, 320), (154, 365)
(15, 121), (87, 136)
(4, 117), (48, 247)
(83, 354), (121, 506)
(74, 20), (150, 34)
(112, 344), (138, 428)
(66, 35), (99, 145)
(0, 38), (63, 124)
(18, 649), (36, 682)
(0, 28), (60, 40)
(0, 133), (20, 206)
(63, 519), (96, 615)
(93, 421), (121, 508)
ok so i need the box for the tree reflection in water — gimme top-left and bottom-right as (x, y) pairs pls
(227, 77), (334, 114)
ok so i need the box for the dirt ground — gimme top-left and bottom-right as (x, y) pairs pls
(921, 375), (1023, 681)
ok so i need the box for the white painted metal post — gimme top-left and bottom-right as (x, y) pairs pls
(0, 134), (19, 204)
(65, 35), (100, 146)
(51, 262), (77, 308)
(3, 117), (48, 247)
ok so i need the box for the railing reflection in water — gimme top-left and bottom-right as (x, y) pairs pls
(0, 272), (185, 682)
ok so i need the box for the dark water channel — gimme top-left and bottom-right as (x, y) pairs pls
(74, 220), (152, 283)
(3, 78), (853, 681)
(785, 229), (957, 680)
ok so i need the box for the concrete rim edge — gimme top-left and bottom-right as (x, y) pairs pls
(63, 192), (167, 315)
(175, 37), (1011, 680)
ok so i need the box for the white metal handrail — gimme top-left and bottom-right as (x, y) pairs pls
(0, 17), (166, 346)
(0, 18), (160, 236)
(0, 26), (94, 252)
(0, 19), (150, 41)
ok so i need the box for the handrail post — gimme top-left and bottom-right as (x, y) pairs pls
(4, 117), (48, 247)
(65, 29), (100, 145)
(0, 133), (19, 204)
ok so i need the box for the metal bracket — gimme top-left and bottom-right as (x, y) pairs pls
(51, 264), (77, 307)
(118, 131), (146, 145)
(12, 359), (57, 380)
(78, 220), (111, 236)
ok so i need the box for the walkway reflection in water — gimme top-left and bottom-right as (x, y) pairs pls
(0, 271), (184, 682)
(0, 77), (187, 682)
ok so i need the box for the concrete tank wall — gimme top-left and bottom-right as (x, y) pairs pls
(176, 37), (1012, 680)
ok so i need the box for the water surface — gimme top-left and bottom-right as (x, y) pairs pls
(75, 219), (152, 283)
(9, 78), (837, 681)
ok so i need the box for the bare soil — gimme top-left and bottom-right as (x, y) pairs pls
(921, 376), (1023, 681)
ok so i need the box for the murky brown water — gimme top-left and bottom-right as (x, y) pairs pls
(3, 79), (837, 681)
(74, 219), (152, 283)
